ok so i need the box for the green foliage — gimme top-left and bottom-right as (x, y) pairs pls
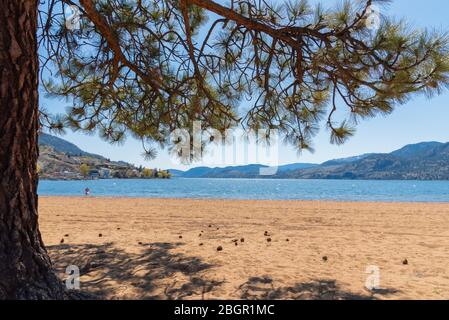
(38, 0), (449, 160)
(80, 163), (90, 177)
(158, 170), (171, 179)
(141, 167), (170, 179)
(142, 168), (154, 178)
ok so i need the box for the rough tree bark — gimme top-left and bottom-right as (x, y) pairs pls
(0, 0), (64, 299)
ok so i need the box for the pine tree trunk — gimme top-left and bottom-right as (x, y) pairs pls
(0, 0), (64, 299)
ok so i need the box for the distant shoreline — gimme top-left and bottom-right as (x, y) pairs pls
(39, 177), (449, 182)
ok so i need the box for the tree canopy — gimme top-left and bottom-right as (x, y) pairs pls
(39, 0), (449, 160)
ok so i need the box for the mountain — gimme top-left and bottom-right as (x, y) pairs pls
(277, 163), (318, 172)
(172, 141), (449, 180)
(38, 133), (136, 180)
(182, 164), (268, 178)
(39, 133), (104, 159)
(177, 163), (317, 178)
(390, 141), (443, 158)
(321, 153), (374, 166)
(283, 142), (449, 180)
(167, 169), (185, 177)
(39, 134), (449, 180)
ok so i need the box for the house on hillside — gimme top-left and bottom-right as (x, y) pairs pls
(89, 169), (100, 179)
(100, 168), (110, 179)
(61, 171), (79, 179)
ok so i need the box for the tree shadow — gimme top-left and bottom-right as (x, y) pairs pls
(47, 242), (223, 299)
(48, 243), (401, 300)
(238, 276), (400, 300)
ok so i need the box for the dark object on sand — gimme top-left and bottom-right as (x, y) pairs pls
(209, 225), (212, 228)
(403, 259), (409, 265)
(241, 238), (245, 243)
(322, 256), (328, 262)
(179, 235), (183, 239)
(286, 238), (290, 242)
(264, 231), (269, 236)
(267, 238), (272, 242)
(217, 246), (223, 252)
(235, 242), (238, 246)
(199, 233), (202, 237)
(64, 234), (69, 237)
(199, 243), (204, 246)
(60, 238), (64, 244)
(90, 262), (99, 269)
(98, 233), (103, 237)
(138, 242), (143, 245)
(117, 228), (121, 230)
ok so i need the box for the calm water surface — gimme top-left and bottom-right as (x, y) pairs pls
(38, 178), (449, 202)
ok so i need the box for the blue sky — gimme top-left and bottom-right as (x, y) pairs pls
(41, 0), (449, 170)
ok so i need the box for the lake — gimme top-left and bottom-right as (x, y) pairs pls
(38, 178), (449, 202)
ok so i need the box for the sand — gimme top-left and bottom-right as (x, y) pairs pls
(39, 197), (449, 300)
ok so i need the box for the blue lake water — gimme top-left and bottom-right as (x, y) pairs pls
(38, 178), (449, 202)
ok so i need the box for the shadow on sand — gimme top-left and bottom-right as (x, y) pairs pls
(48, 243), (400, 300)
(48, 242), (223, 299)
(238, 276), (400, 300)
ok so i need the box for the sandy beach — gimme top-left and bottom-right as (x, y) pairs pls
(39, 197), (449, 300)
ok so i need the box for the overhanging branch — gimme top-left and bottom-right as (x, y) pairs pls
(78, 0), (163, 93)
